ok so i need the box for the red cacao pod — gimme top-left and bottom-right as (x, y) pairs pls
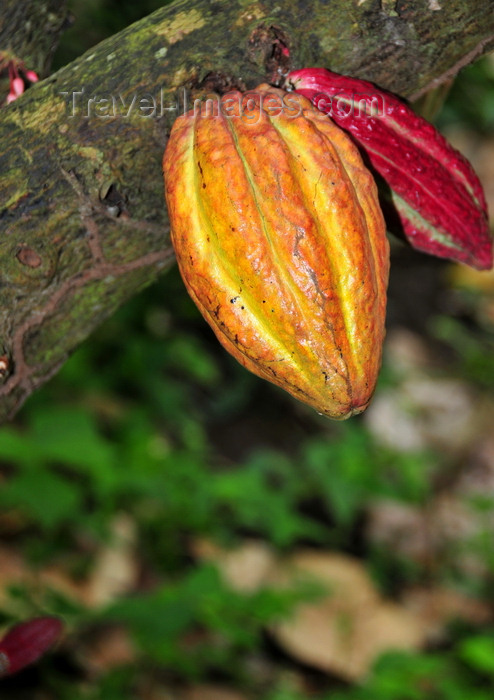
(288, 68), (492, 271)
(163, 85), (389, 419)
(0, 616), (63, 677)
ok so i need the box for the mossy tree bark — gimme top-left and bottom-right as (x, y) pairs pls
(0, 0), (69, 79)
(0, 0), (493, 422)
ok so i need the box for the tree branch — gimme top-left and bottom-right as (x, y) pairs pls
(0, 0), (69, 78)
(1, 0), (493, 421)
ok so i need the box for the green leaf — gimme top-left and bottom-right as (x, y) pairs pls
(458, 635), (494, 675)
(0, 468), (82, 529)
(0, 426), (39, 466)
(29, 407), (119, 491)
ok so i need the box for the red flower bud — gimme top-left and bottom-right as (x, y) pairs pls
(288, 68), (492, 270)
(24, 70), (39, 83)
(0, 617), (63, 677)
(11, 77), (24, 97)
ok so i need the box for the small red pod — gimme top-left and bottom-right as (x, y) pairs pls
(0, 616), (63, 677)
(288, 67), (492, 270)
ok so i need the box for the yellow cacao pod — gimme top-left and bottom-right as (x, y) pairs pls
(163, 85), (389, 419)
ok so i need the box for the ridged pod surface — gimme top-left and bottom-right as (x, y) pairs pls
(288, 68), (492, 271)
(163, 85), (389, 419)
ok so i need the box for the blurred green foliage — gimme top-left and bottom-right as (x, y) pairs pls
(437, 55), (494, 134)
(1, 263), (493, 698)
(431, 314), (494, 389)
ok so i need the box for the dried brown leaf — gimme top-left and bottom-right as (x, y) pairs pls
(268, 551), (425, 681)
(191, 539), (276, 592)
